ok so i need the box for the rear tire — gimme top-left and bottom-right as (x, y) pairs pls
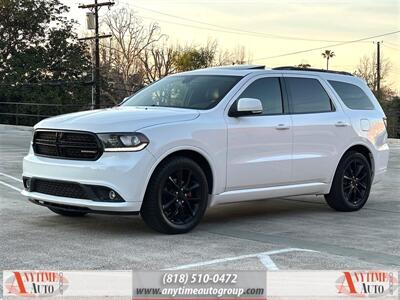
(141, 157), (209, 234)
(48, 207), (88, 217)
(325, 151), (372, 212)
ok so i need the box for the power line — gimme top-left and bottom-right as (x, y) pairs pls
(252, 30), (400, 61)
(383, 43), (400, 51)
(138, 15), (294, 40)
(126, 3), (354, 43)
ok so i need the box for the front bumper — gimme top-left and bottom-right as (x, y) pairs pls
(22, 147), (156, 212)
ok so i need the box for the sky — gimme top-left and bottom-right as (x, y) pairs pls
(63, 0), (400, 90)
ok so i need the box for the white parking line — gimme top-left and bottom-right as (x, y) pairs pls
(164, 248), (318, 270)
(0, 180), (22, 193)
(0, 172), (23, 183)
(258, 254), (279, 270)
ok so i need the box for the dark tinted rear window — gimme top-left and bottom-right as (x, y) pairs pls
(329, 80), (375, 110)
(286, 78), (333, 114)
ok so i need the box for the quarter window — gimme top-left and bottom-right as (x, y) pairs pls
(329, 80), (375, 110)
(286, 77), (333, 114)
(238, 77), (283, 115)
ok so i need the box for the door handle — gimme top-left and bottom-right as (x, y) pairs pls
(335, 121), (350, 127)
(275, 124), (290, 130)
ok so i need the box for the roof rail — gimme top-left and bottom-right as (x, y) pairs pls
(272, 66), (353, 76)
(212, 64), (265, 70)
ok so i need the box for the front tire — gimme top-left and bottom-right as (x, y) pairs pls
(141, 157), (209, 234)
(325, 151), (372, 212)
(48, 207), (88, 217)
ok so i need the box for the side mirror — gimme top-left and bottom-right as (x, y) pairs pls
(229, 98), (263, 117)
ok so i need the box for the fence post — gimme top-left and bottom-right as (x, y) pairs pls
(37, 104), (40, 124)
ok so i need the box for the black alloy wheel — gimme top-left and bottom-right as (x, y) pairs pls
(342, 159), (369, 205)
(141, 157), (208, 234)
(161, 168), (202, 225)
(325, 151), (372, 212)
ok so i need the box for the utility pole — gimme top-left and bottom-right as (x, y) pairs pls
(376, 41), (381, 98)
(78, 1), (114, 109)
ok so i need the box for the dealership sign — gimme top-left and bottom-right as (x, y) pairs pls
(4, 271), (68, 297)
(3, 270), (132, 298)
(3, 270), (399, 299)
(336, 271), (398, 296)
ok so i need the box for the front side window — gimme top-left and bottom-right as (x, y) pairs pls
(122, 75), (242, 110)
(286, 77), (333, 114)
(238, 77), (283, 115)
(329, 80), (375, 110)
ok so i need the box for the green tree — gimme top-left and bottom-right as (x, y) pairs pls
(174, 46), (216, 72)
(0, 0), (91, 125)
(297, 63), (311, 69)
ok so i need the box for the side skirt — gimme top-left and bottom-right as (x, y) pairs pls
(210, 182), (329, 206)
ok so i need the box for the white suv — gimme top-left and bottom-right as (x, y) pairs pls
(22, 65), (389, 234)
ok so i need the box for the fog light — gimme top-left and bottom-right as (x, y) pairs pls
(23, 178), (31, 190)
(109, 190), (116, 200)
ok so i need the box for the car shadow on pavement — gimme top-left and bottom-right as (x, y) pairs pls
(27, 196), (330, 235)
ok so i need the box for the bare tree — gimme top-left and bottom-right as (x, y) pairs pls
(140, 44), (177, 84)
(101, 8), (164, 101)
(216, 45), (252, 66)
(354, 53), (391, 94)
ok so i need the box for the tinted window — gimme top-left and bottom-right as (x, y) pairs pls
(286, 78), (333, 114)
(238, 77), (283, 115)
(329, 80), (374, 110)
(123, 75), (241, 110)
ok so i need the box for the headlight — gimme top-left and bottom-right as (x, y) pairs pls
(97, 133), (149, 152)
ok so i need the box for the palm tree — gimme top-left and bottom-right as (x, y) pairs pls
(321, 50), (335, 70)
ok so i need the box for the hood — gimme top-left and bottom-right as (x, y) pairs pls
(35, 106), (200, 133)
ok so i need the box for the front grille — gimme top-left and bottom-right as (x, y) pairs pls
(27, 178), (124, 202)
(33, 130), (102, 160)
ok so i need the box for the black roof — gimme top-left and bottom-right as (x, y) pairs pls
(272, 66), (353, 76)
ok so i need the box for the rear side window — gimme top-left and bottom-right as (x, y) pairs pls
(286, 77), (333, 114)
(329, 80), (375, 110)
(238, 77), (283, 115)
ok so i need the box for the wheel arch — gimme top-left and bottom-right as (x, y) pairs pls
(140, 147), (215, 206)
(345, 144), (374, 169)
(326, 143), (375, 194)
(335, 143), (375, 179)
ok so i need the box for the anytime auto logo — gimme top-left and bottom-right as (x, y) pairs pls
(4, 271), (69, 297)
(336, 271), (398, 297)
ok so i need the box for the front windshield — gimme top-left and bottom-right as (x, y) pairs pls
(122, 75), (242, 110)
